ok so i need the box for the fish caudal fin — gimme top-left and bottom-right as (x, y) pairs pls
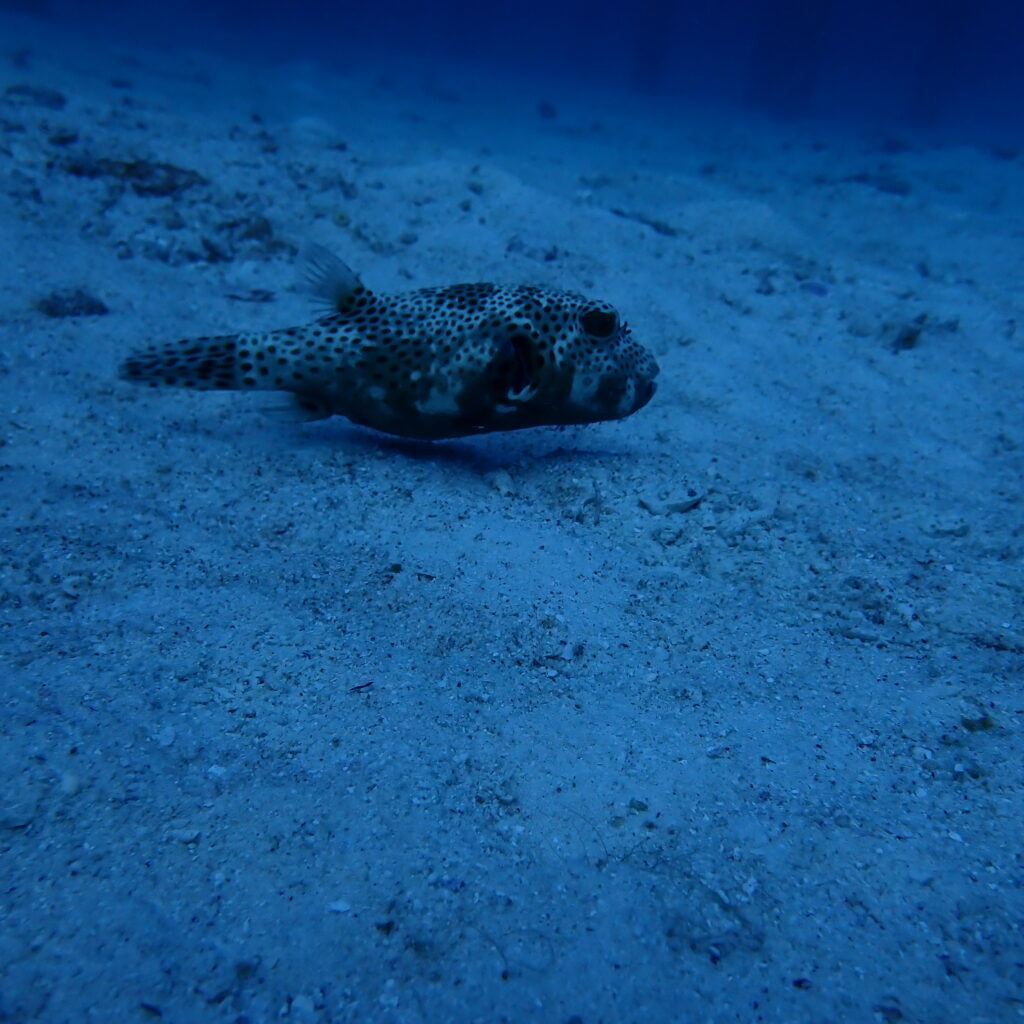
(119, 334), (244, 391)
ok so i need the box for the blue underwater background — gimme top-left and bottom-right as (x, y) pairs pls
(3, 1), (1024, 1022)
(39, 0), (1024, 139)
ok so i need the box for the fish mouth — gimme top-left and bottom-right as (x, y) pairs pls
(634, 377), (657, 411)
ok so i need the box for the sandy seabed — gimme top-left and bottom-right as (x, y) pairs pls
(1, 13), (1022, 1024)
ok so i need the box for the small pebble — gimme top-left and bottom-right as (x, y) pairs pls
(35, 288), (108, 318)
(166, 826), (200, 844)
(485, 469), (515, 497)
(289, 994), (316, 1021)
(59, 772), (81, 796)
(921, 515), (970, 538)
(5, 82), (66, 108)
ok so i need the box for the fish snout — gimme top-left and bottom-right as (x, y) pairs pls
(631, 351), (659, 412)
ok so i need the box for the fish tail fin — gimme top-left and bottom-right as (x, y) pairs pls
(119, 332), (270, 392)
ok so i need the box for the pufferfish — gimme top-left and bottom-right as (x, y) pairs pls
(119, 245), (659, 440)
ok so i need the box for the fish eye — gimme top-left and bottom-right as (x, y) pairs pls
(580, 307), (618, 340)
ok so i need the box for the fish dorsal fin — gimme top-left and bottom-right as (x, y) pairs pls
(302, 242), (366, 313)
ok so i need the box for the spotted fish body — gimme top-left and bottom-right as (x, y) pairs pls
(119, 247), (659, 440)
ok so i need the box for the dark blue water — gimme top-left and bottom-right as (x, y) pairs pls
(35, 0), (1024, 138)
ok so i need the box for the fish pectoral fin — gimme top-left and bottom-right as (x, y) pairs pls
(302, 242), (365, 313)
(492, 330), (542, 403)
(507, 382), (539, 403)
